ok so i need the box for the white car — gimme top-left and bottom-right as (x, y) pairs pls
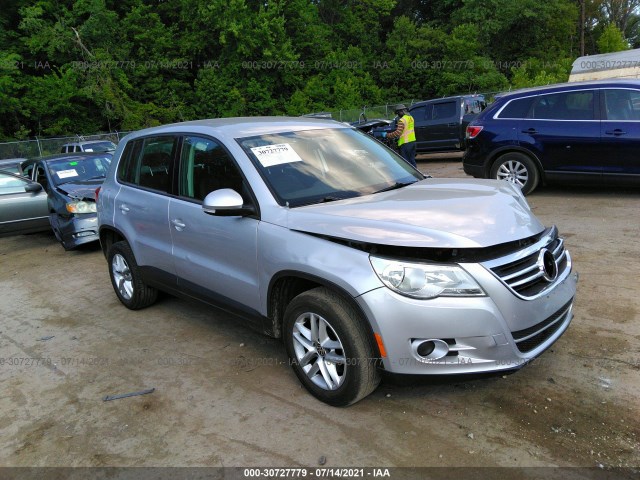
(60, 140), (116, 154)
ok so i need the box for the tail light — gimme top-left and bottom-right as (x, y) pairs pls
(466, 125), (483, 139)
(95, 186), (101, 201)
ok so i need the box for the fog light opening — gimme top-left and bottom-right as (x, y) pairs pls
(417, 341), (435, 357)
(411, 339), (450, 360)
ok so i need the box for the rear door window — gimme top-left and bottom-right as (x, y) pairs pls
(410, 105), (431, 120)
(432, 101), (457, 120)
(530, 91), (595, 120)
(117, 136), (177, 193)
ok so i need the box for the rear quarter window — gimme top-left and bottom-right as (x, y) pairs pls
(497, 97), (534, 119)
(117, 140), (143, 184)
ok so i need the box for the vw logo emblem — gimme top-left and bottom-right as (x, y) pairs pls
(537, 248), (558, 282)
(314, 341), (327, 357)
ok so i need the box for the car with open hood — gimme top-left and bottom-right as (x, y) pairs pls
(97, 117), (578, 406)
(22, 153), (112, 249)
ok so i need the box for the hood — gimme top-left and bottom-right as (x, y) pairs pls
(286, 179), (544, 249)
(56, 181), (102, 201)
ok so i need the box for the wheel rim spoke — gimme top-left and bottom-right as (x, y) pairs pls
(293, 331), (314, 352)
(318, 359), (336, 390)
(324, 352), (345, 365)
(310, 313), (320, 343)
(299, 350), (317, 368)
(325, 361), (342, 387)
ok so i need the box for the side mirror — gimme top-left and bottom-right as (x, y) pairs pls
(24, 182), (43, 193)
(202, 188), (255, 217)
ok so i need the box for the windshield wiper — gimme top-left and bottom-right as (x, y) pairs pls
(317, 195), (344, 203)
(294, 194), (356, 207)
(374, 180), (416, 194)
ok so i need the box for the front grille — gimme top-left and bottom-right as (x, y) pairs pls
(486, 227), (569, 299)
(511, 301), (572, 353)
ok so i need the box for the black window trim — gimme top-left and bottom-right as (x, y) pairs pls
(493, 88), (602, 122)
(116, 132), (261, 219)
(116, 134), (181, 196)
(173, 133), (260, 219)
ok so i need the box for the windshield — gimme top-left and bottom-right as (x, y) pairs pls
(83, 141), (116, 152)
(46, 155), (112, 185)
(238, 128), (423, 207)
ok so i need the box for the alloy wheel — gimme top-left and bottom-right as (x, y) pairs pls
(112, 253), (134, 300)
(496, 160), (529, 189)
(292, 313), (347, 390)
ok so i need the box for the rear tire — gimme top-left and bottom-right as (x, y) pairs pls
(490, 152), (540, 195)
(284, 287), (381, 406)
(107, 241), (158, 310)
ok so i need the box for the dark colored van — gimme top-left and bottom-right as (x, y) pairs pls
(463, 80), (640, 194)
(409, 94), (487, 152)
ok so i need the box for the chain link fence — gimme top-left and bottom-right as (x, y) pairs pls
(326, 100), (417, 123)
(0, 91), (506, 160)
(0, 132), (131, 160)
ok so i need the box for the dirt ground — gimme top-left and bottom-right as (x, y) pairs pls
(0, 154), (638, 472)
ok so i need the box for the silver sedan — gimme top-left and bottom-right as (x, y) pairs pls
(0, 169), (49, 237)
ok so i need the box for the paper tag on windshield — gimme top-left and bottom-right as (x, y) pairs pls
(56, 169), (78, 179)
(251, 144), (303, 168)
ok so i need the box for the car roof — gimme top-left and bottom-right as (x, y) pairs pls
(410, 94), (485, 108)
(0, 168), (26, 178)
(0, 158), (26, 164)
(62, 140), (115, 146)
(22, 152), (113, 165)
(124, 116), (349, 140)
(495, 79), (640, 101)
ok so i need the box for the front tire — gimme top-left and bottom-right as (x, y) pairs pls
(284, 287), (381, 406)
(490, 152), (540, 195)
(107, 241), (158, 310)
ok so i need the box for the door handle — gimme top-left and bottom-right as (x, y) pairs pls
(119, 204), (130, 213)
(522, 128), (538, 134)
(171, 219), (186, 231)
(447, 122), (458, 127)
(605, 129), (626, 136)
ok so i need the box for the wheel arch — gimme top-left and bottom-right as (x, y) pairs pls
(99, 226), (127, 259)
(267, 271), (382, 358)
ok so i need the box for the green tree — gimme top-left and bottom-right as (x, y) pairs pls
(453, 0), (578, 64)
(597, 23), (629, 52)
(510, 58), (573, 88)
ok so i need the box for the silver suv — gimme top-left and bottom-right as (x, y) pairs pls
(97, 118), (578, 406)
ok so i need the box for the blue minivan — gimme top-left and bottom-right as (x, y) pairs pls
(463, 80), (640, 194)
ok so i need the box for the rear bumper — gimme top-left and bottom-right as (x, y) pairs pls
(462, 161), (485, 178)
(462, 148), (488, 177)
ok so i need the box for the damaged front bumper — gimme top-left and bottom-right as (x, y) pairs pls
(50, 213), (99, 249)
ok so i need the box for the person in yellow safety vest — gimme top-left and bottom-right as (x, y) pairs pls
(382, 104), (417, 167)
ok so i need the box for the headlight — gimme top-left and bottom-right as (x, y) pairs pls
(66, 201), (97, 214)
(370, 256), (485, 299)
